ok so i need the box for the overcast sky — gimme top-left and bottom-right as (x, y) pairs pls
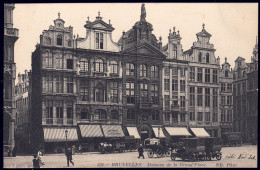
(13, 3), (258, 81)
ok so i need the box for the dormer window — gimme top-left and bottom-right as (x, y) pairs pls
(198, 52), (202, 62)
(173, 45), (177, 58)
(225, 70), (229, 77)
(206, 53), (209, 63)
(96, 33), (103, 49)
(57, 34), (62, 46)
(238, 61), (241, 66)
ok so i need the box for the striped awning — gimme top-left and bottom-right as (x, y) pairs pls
(43, 127), (78, 142)
(165, 127), (192, 136)
(79, 124), (103, 138)
(101, 125), (125, 138)
(152, 127), (166, 138)
(190, 128), (210, 137)
(126, 127), (141, 139)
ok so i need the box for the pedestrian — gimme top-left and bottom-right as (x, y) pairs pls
(138, 144), (145, 159)
(32, 155), (40, 168)
(78, 145), (82, 154)
(65, 147), (74, 167)
(37, 150), (45, 166)
(12, 146), (17, 157)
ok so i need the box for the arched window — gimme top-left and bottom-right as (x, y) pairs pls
(243, 71), (246, 78)
(206, 53), (209, 63)
(110, 61), (118, 74)
(95, 59), (104, 72)
(80, 58), (88, 71)
(95, 83), (105, 102)
(94, 109), (106, 120)
(57, 34), (62, 46)
(68, 40), (71, 47)
(173, 45), (177, 58)
(140, 64), (146, 77)
(198, 52), (202, 62)
(126, 63), (135, 76)
(81, 109), (90, 119)
(111, 110), (119, 120)
(225, 70), (229, 78)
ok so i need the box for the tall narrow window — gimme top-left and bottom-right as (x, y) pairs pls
(197, 112), (203, 121)
(81, 109), (90, 120)
(95, 83), (105, 102)
(151, 65), (158, 78)
(205, 88), (210, 107)
(180, 96), (185, 108)
(95, 59), (104, 72)
(225, 70), (229, 77)
(110, 61), (118, 74)
(198, 52), (202, 62)
(126, 63), (135, 76)
(213, 88), (218, 108)
(173, 45), (177, 58)
(180, 68), (185, 77)
(126, 82), (135, 104)
(205, 112), (210, 121)
(197, 68), (202, 82)
(127, 109), (135, 120)
(68, 40), (71, 47)
(67, 59), (73, 69)
(56, 76), (63, 93)
(205, 68), (210, 83)
(110, 82), (118, 103)
(190, 87), (195, 107)
(96, 33), (104, 49)
(152, 110), (159, 121)
(151, 84), (159, 104)
(221, 109), (225, 122)
(213, 69), (218, 83)
(56, 101), (63, 124)
(180, 80), (185, 92)
(197, 87), (203, 106)
(164, 95), (170, 110)
(140, 83), (148, 103)
(111, 110), (119, 120)
(227, 83), (232, 92)
(46, 75), (53, 93)
(213, 112), (218, 122)
(227, 95), (232, 105)
(164, 79), (170, 91)
(227, 110), (232, 122)
(66, 76), (73, 93)
(172, 79), (178, 92)
(57, 34), (62, 46)
(140, 64), (147, 77)
(206, 53), (209, 63)
(56, 53), (63, 69)
(221, 83), (226, 92)
(80, 58), (88, 71)
(46, 100), (53, 125)
(172, 67), (178, 76)
(164, 66), (170, 76)
(190, 112), (195, 121)
(190, 67), (195, 81)
(80, 80), (89, 101)
(45, 52), (53, 68)
(221, 96), (226, 105)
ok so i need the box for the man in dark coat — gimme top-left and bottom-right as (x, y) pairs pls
(32, 155), (40, 168)
(137, 144), (145, 159)
(65, 147), (74, 167)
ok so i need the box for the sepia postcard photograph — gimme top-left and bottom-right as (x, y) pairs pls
(3, 2), (258, 168)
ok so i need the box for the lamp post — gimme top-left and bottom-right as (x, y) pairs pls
(65, 129), (68, 147)
(158, 125), (160, 138)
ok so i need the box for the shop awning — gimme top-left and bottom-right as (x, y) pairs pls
(43, 127), (78, 142)
(79, 124), (104, 138)
(190, 128), (210, 137)
(165, 127), (192, 136)
(101, 125), (125, 138)
(152, 127), (166, 138)
(126, 127), (141, 139)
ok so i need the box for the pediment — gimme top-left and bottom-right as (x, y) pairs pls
(92, 23), (107, 29)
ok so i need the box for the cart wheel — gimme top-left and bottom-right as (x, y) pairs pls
(216, 154), (222, 160)
(147, 149), (154, 158)
(171, 153), (176, 161)
(166, 149), (171, 157)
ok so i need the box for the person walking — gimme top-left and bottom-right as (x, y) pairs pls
(32, 155), (40, 168)
(78, 145), (82, 154)
(37, 150), (45, 166)
(138, 144), (145, 159)
(65, 147), (74, 167)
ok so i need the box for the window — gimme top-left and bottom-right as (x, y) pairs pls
(205, 68), (210, 83)
(242, 82), (246, 94)
(205, 88), (210, 107)
(111, 110), (119, 120)
(56, 101), (63, 119)
(172, 67), (178, 76)
(198, 52), (202, 62)
(190, 67), (195, 81)
(180, 96), (185, 108)
(95, 59), (104, 72)
(173, 45), (177, 58)
(56, 76), (63, 93)
(238, 61), (241, 66)
(227, 83), (232, 91)
(213, 112), (218, 122)
(81, 109), (90, 119)
(151, 84), (159, 104)
(152, 110), (159, 121)
(66, 101), (73, 119)
(127, 109), (135, 120)
(110, 82), (118, 103)
(67, 59), (73, 69)
(172, 112), (178, 122)
(164, 79), (170, 91)
(213, 88), (218, 107)
(221, 109), (225, 122)
(80, 58), (88, 71)
(225, 70), (229, 77)
(45, 75), (53, 93)
(190, 87), (195, 107)
(190, 112), (195, 121)
(45, 52), (53, 68)
(95, 33), (104, 49)
(227, 110), (232, 122)
(95, 83), (105, 102)
(172, 79), (178, 92)
(205, 112), (210, 122)
(213, 69), (218, 83)
(68, 40), (71, 47)
(94, 109), (106, 120)
(197, 87), (203, 106)
(46, 100), (53, 119)
(164, 67), (170, 76)
(66, 76), (73, 93)
(164, 95), (170, 110)
(151, 65), (158, 78)
(227, 96), (232, 105)
(126, 82), (135, 104)
(126, 63), (135, 76)
(56, 53), (63, 69)
(197, 68), (202, 82)
(180, 80), (185, 92)
(233, 84), (236, 96)
(140, 64), (147, 77)
(180, 68), (185, 77)
(46, 37), (51, 45)
(206, 53), (209, 63)
(221, 83), (226, 92)
(165, 112), (170, 121)
(110, 61), (118, 74)
(180, 113), (185, 122)
(57, 34), (62, 46)
(221, 96), (226, 105)
(197, 112), (203, 121)
(80, 80), (89, 101)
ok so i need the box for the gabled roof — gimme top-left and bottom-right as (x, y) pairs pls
(84, 19), (114, 31)
(235, 56), (245, 62)
(196, 28), (212, 37)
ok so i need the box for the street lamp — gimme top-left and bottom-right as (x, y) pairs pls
(65, 129), (68, 147)
(158, 126), (160, 138)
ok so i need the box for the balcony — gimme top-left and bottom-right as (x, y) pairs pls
(4, 28), (19, 38)
(46, 119), (53, 125)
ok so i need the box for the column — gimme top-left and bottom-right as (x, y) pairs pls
(42, 101), (46, 125)
(73, 101), (77, 125)
(63, 101), (67, 125)
(53, 101), (57, 125)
